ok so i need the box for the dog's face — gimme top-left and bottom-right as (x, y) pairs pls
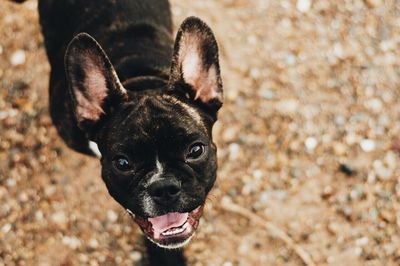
(65, 17), (222, 248)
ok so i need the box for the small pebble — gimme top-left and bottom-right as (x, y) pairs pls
(305, 137), (318, 151)
(259, 192), (269, 204)
(360, 139), (376, 152)
(346, 133), (359, 145)
(321, 186), (334, 199)
(384, 151), (397, 170)
(6, 178), (16, 187)
(1, 224), (12, 234)
(35, 211), (44, 221)
(228, 143), (241, 160)
(333, 143), (346, 156)
(334, 115), (345, 126)
(275, 99), (299, 115)
(350, 186), (364, 200)
(355, 237), (369, 246)
(259, 87), (275, 100)
(18, 192), (28, 202)
(354, 247), (363, 257)
(107, 210), (118, 223)
(78, 254), (89, 263)
(339, 163), (356, 176)
(327, 256), (335, 264)
(51, 211), (67, 225)
(10, 50), (26, 66)
(129, 251), (142, 262)
(364, 0), (382, 8)
(222, 127), (237, 142)
(365, 98), (382, 113)
(296, 0), (312, 12)
(88, 238), (99, 249)
(252, 169), (263, 179)
(62, 236), (81, 250)
(284, 54), (296, 65)
(373, 160), (393, 180)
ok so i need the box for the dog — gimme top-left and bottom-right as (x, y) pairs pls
(13, 0), (223, 265)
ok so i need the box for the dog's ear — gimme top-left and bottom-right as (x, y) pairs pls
(169, 17), (223, 111)
(65, 33), (127, 134)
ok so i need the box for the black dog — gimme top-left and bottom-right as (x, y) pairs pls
(15, 0), (223, 265)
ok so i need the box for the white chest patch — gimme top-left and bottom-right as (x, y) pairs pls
(88, 141), (102, 158)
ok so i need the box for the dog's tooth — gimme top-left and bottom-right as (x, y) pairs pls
(182, 222), (189, 230)
(161, 224), (187, 236)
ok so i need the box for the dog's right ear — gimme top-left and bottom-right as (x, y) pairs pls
(65, 33), (127, 135)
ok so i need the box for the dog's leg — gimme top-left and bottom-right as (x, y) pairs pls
(145, 238), (186, 266)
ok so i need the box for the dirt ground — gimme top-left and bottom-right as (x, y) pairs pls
(1, 0), (400, 265)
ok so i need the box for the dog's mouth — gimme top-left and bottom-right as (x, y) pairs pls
(129, 206), (203, 249)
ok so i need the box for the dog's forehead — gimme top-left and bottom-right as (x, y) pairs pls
(110, 95), (208, 145)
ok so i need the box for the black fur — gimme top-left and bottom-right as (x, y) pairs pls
(17, 0), (223, 265)
(146, 239), (187, 266)
(39, 0), (174, 154)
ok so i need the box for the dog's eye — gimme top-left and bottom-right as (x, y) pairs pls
(113, 156), (132, 172)
(186, 143), (205, 161)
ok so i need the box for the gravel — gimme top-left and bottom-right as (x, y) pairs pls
(1, 0), (400, 265)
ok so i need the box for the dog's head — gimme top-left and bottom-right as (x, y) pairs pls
(64, 17), (222, 248)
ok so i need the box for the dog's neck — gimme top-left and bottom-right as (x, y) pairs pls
(107, 25), (173, 91)
(116, 52), (170, 92)
(113, 50), (170, 86)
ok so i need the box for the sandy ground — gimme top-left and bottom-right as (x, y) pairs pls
(1, 0), (400, 265)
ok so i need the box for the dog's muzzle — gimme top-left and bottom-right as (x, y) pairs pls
(127, 206), (204, 249)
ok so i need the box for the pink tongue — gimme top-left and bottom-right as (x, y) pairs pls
(148, 212), (189, 238)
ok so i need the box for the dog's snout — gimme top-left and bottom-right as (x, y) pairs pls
(148, 179), (181, 205)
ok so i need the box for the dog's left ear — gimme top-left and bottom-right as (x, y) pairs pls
(169, 17), (223, 111)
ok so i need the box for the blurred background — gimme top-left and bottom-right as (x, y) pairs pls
(1, 0), (400, 265)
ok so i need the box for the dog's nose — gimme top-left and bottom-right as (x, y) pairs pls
(148, 179), (181, 205)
